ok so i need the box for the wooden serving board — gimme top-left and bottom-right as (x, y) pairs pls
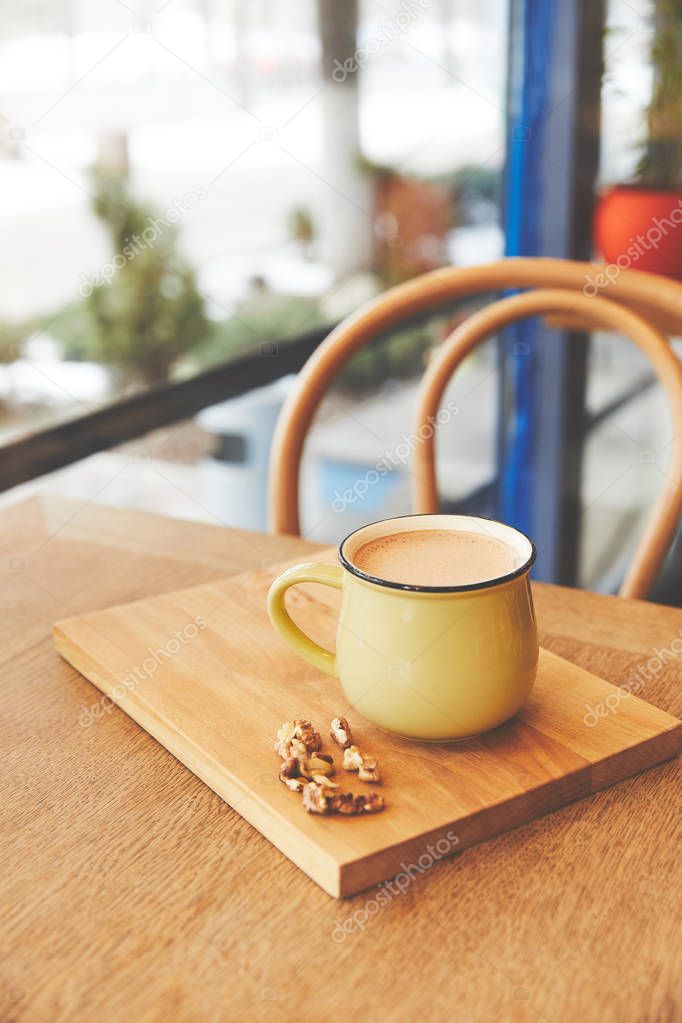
(53, 554), (682, 898)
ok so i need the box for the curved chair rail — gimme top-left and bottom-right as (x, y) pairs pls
(269, 258), (682, 538)
(412, 288), (682, 599)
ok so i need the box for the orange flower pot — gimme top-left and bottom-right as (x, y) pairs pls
(594, 184), (682, 279)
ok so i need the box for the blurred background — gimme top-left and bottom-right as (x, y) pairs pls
(1, 0), (681, 599)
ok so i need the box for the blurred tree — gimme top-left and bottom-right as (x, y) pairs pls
(85, 170), (208, 388)
(337, 320), (439, 394)
(196, 293), (324, 368)
(40, 303), (93, 363)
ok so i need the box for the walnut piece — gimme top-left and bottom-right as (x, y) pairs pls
(342, 745), (364, 771)
(279, 756), (300, 780)
(329, 792), (356, 814)
(311, 774), (338, 787)
(298, 752), (335, 779)
(302, 781), (331, 814)
(354, 792), (385, 813)
(282, 776), (307, 793)
(330, 716), (353, 749)
(329, 791), (385, 815)
(343, 746), (380, 782)
(302, 781), (386, 816)
(274, 719), (322, 759)
(279, 758), (307, 791)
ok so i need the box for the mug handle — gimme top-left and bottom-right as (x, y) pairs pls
(267, 563), (343, 677)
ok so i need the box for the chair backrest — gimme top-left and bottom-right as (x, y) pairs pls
(412, 287), (682, 599)
(268, 258), (682, 557)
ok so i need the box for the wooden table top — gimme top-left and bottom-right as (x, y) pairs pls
(3, 496), (681, 1022)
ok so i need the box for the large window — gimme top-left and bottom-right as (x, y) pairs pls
(0, 0), (509, 544)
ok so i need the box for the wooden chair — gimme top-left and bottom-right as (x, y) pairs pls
(413, 287), (682, 599)
(268, 258), (682, 597)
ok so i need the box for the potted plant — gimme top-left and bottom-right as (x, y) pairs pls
(595, 0), (682, 277)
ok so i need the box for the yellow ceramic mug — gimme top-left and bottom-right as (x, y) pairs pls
(267, 514), (538, 740)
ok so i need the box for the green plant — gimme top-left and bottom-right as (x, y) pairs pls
(637, 0), (682, 187)
(84, 170), (208, 387)
(0, 321), (27, 363)
(288, 206), (316, 248)
(195, 294), (325, 369)
(335, 320), (438, 394)
(38, 303), (95, 362)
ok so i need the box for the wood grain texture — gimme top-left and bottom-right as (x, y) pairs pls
(2, 497), (682, 1021)
(52, 557), (682, 899)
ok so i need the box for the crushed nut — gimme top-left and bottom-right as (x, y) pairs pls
(329, 792), (357, 815)
(274, 720), (297, 750)
(330, 716), (353, 749)
(282, 776), (307, 793)
(299, 752), (335, 779)
(342, 745), (364, 771)
(274, 719), (322, 759)
(290, 737), (310, 758)
(302, 780), (386, 816)
(355, 792), (385, 813)
(343, 746), (380, 782)
(299, 722), (322, 752)
(311, 775), (338, 787)
(329, 792), (386, 815)
(302, 781), (331, 815)
(279, 756), (301, 780)
(279, 758), (307, 791)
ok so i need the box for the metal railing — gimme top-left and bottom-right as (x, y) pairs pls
(0, 316), (658, 505)
(0, 324), (332, 493)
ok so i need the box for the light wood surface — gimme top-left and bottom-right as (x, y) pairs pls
(3, 496), (682, 1020)
(52, 553), (681, 897)
(413, 288), (682, 600)
(269, 257), (682, 538)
